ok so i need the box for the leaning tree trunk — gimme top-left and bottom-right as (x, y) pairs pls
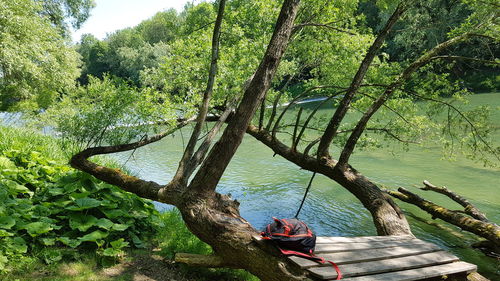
(70, 1), (414, 280)
(72, 1), (320, 280)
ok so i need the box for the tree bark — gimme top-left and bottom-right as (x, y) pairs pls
(421, 180), (489, 222)
(187, 0), (301, 195)
(173, 0), (226, 184)
(71, 1), (316, 280)
(387, 187), (500, 247)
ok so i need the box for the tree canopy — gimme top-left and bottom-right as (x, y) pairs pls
(0, 0), (82, 111)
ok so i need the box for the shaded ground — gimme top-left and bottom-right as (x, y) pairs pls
(99, 252), (198, 281)
(3, 249), (255, 281)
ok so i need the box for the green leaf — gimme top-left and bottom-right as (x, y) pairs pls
(0, 255), (7, 270)
(110, 238), (129, 249)
(69, 214), (98, 232)
(0, 229), (14, 237)
(100, 208), (127, 218)
(42, 250), (62, 264)
(53, 199), (72, 207)
(0, 216), (15, 229)
(48, 187), (66, 196)
(62, 182), (80, 193)
(58, 237), (82, 248)
(101, 247), (121, 257)
(41, 238), (56, 246)
(24, 222), (53, 236)
(95, 218), (114, 230)
(10, 237), (27, 253)
(2, 180), (32, 196)
(0, 156), (16, 169)
(70, 191), (91, 199)
(129, 232), (146, 248)
(79, 230), (108, 242)
(99, 200), (118, 208)
(66, 198), (102, 211)
(111, 223), (129, 231)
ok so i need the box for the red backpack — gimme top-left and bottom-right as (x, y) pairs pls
(261, 217), (342, 280)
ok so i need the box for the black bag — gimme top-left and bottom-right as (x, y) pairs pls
(261, 217), (316, 253)
(261, 217), (343, 280)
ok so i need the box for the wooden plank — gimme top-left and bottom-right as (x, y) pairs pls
(308, 251), (459, 279)
(314, 239), (435, 254)
(341, 261), (477, 281)
(316, 235), (414, 244)
(289, 243), (442, 268)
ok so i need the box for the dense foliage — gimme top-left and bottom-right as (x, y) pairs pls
(0, 0), (81, 110)
(40, 75), (177, 150)
(39, 0), (95, 32)
(0, 126), (161, 272)
(42, 0), (496, 166)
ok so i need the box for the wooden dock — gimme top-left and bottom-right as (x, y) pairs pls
(288, 235), (477, 280)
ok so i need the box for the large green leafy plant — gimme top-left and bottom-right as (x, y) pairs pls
(0, 149), (161, 271)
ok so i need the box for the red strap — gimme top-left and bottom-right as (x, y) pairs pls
(326, 260), (343, 280)
(279, 248), (342, 280)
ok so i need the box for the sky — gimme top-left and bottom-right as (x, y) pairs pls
(71, 0), (191, 42)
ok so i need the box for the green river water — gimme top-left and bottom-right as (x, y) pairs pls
(112, 92), (499, 279)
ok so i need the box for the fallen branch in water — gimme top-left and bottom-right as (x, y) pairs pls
(421, 180), (489, 222)
(385, 181), (500, 250)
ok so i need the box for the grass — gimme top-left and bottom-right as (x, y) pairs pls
(0, 126), (68, 161)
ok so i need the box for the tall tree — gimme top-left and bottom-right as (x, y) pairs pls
(39, 0), (95, 33)
(0, 0), (81, 110)
(48, 0), (498, 280)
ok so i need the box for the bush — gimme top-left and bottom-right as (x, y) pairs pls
(0, 127), (161, 272)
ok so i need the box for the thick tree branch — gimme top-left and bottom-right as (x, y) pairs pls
(337, 32), (473, 167)
(387, 187), (500, 247)
(188, 0), (301, 194)
(317, 1), (408, 160)
(247, 124), (411, 236)
(173, 0), (226, 183)
(69, 119), (193, 204)
(183, 97), (239, 180)
(421, 180), (489, 222)
(70, 154), (174, 203)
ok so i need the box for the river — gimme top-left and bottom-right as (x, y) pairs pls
(112, 92), (499, 279)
